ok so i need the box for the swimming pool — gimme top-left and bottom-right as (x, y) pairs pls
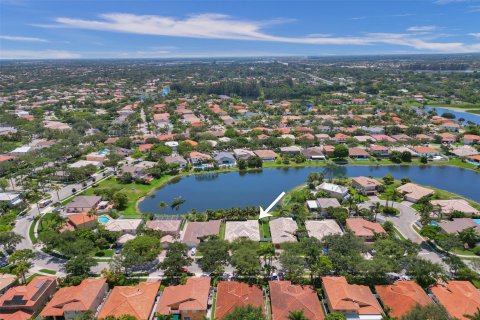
(430, 221), (439, 227)
(98, 215), (111, 224)
(474, 219), (480, 225)
(99, 149), (109, 154)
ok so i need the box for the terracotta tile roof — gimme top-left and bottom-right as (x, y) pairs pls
(0, 156), (16, 162)
(41, 278), (107, 317)
(413, 146), (438, 153)
(352, 176), (382, 188)
(138, 144), (154, 152)
(430, 281), (480, 320)
(0, 311), (32, 320)
(323, 276), (383, 315)
(215, 281), (264, 320)
(253, 149), (277, 159)
(98, 282), (160, 320)
(397, 183), (434, 201)
(157, 278), (210, 315)
(269, 280), (324, 320)
(346, 218), (386, 238)
(0, 276), (57, 309)
(182, 220), (221, 246)
(67, 213), (97, 227)
(375, 281), (431, 318)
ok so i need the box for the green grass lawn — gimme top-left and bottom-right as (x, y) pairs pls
(39, 268), (57, 275)
(451, 248), (477, 256)
(26, 273), (40, 283)
(29, 218), (37, 244)
(472, 279), (480, 289)
(219, 222), (226, 240)
(93, 249), (115, 258)
(260, 220), (271, 238)
(81, 175), (173, 216)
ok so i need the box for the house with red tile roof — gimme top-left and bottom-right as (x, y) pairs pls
(351, 176), (383, 196)
(41, 278), (107, 320)
(269, 281), (324, 320)
(98, 281), (160, 320)
(334, 133), (350, 143)
(464, 134), (480, 145)
(346, 218), (386, 242)
(368, 145), (390, 157)
(440, 132), (456, 144)
(413, 146), (439, 157)
(375, 281), (432, 319)
(157, 278), (210, 320)
(430, 281), (480, 320)
(60, 212), (97, 232)
(253, 149), (277, 162)
(467, 154), (480, 165)
(0, 276), (57, 320)
(322, 276), (383, 320)
(138, 144), (154, 153)
(397, 183), (434, 203)
(215, 281), (264, 320)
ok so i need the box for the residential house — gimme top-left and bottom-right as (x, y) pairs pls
(441, 122), (460, 132)
(440, 132), (456, 144)
(438, 218), (479, 235)
(351, 176), (383, 196)
(65, 196), (102, 214)
(334, 133), (349, 143)
(302, 147), (326, 160)
(98, 281), (160, 320)
(322, 276), (383, 320)
(467, 154), (480, 165)
(368, 145), (390, 157)
(323, 145), (335, 157)
(233, 149), (255, 160)
(164, 155), (188, 168)
(215, 281), (264, 320)
(224, 220), (260, 242)
(349, 147), (370, 160)
(104, 219), (143, 234)
(269, 218), (298, 246)
(279, 146), (303, 155)
(316, 182), (349, 200)
(430, 281), (480, 320)
(430, 199), (479, 216)
(0, 275), (17, 295)
(157, 278), (210, 320)
(450, 146), (479, 158)
(269, 281), (325, 320)
(145, 220), (182, 236)
(189, 152), (211, 165)
(412, 146), (440, 157)
(397, 183), (434, 203)
(0, 276), (57, 320)
(305, 220), (343, 241)
(182, 220), (221, 247)
(375, 281), (431, 319)
(0, 193), (23, 207)
(214, 152), (236, 166)
(61, 213), (97, 232)
(316, 198), (341, 215)
(41, 278), (108, 320)
(346, 218), (386, 242)
(353, 136), (374, 143)
(464, 134), (480, 145)
(253, 150), (277, 162)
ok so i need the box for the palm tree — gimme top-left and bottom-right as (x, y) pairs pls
(390, 189), (403, 207)
(51, 185), (61, 202)
(288, 310), (308, 320)
(370, 202), (381, 221)
(465, 308), (480, 320)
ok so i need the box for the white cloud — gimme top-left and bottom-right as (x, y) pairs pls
(0, 35), (49, 42)
(0, 50), (81, 59)
(469, 32), (480, 37)
(34, 12), (480, 53)
(407, 25), (437, 32)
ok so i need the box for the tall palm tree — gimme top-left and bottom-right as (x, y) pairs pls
(51, 185), (61, 202)
(370, 202), (381, 221)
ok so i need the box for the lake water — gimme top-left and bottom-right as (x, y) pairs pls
(424, 106), (480, 125)
(138, 166), (480, 214)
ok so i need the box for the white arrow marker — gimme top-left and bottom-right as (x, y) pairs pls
(259, 191), (286, 219)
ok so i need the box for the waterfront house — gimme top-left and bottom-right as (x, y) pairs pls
(322, 276), (383, 320)
(368, 145), (390, 157)
(164, 155), (188, 168)
(41, 278), (107, 320)
(316, 182), (349, 200)
(157, 278), (210, 320)
(233, 149), (255, 160)
(189, 151), (211, 165)
(214, 152), (236, 166)
(302, 147), (326, 160)
(224, 220), (260, 242)
(269, 218), (298, 246)
(349, 147), (370, 160)
(253, 149), (277, 162)
(279, 146), (303, 155)
(351, 176), (383, 196)
(269, 281), (325, 320)
(413, 146), (440, 157)
(437, 218), (479, 235)
(182, 220), (221, 247)
(464, 134), (480, 145)
(430, 199), (479, 216)
(396, 183), (434, 203)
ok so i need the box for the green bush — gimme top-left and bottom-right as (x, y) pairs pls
(382, 206), (399, 215)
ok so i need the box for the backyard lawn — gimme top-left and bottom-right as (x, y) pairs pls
(81, 175), (173, 216)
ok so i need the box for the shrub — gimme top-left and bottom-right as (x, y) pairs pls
(382, 206), (399, 215)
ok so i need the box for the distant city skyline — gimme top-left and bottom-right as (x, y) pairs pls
(1, 0), (480, 59)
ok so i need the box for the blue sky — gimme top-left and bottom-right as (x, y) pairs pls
(1, 0), (479, 59)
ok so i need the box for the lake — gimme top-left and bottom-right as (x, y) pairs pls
(138, 166), (480, 214)
(424, 106), (480, 125)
